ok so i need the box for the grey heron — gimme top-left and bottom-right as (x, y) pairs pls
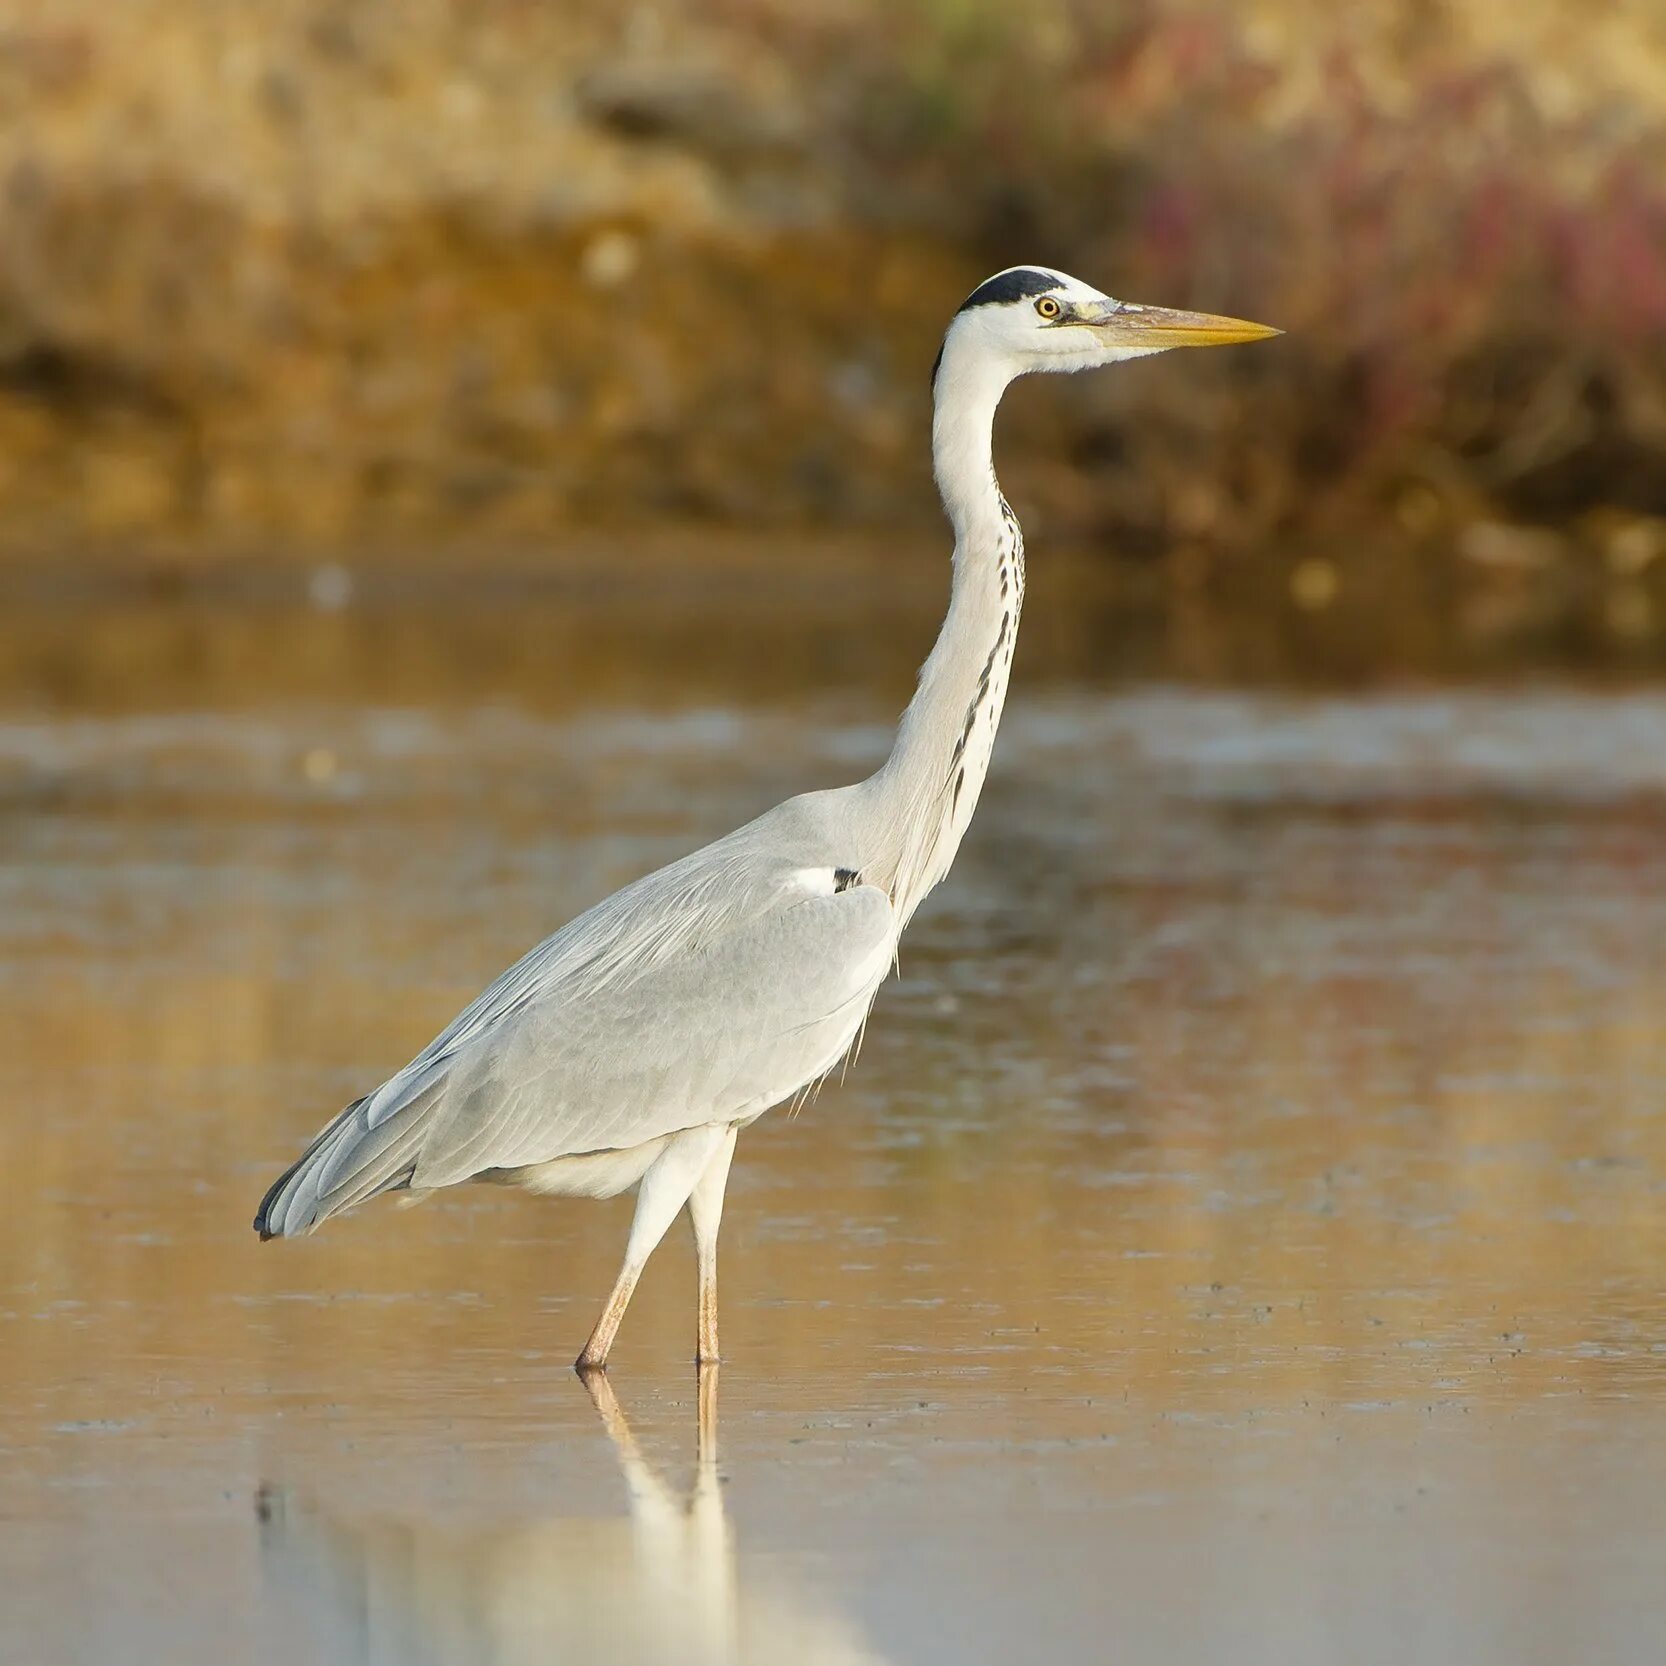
(254, 267), (1278, 1370)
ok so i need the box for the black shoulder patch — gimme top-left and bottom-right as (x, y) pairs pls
(957, 268), (1059, 313)
(930, 340), (945, 388)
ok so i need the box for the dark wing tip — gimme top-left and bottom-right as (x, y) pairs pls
(253, 1159), (299, 1239)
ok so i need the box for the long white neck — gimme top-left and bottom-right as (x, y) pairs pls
(861, 345), (1024, 925)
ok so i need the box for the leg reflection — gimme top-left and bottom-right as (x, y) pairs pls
(256, 1365), (884, 1664)
(581, 1362), (736, 1656)
(580, 1359), (721, 1474)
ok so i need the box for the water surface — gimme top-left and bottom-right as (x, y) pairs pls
(2, 585), (1664, 1664)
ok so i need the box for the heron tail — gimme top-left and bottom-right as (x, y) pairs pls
(253, 1084), (439, 1240)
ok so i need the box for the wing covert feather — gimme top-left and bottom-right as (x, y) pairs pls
(255, 788), (896, 1235)
(373, 851), (894, 1186)
(411, 878), (893, 1184)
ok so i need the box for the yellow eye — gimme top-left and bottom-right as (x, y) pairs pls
(1035, 296), (1061, 320)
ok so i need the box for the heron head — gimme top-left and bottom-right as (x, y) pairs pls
(934, 266), (1279, 390)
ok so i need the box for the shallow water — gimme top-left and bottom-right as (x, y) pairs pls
(2, 585), (1665, 1665)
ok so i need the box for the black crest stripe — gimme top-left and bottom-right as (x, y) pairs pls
(935, 269), (1061, 385)
(956, 269), (1059, 312)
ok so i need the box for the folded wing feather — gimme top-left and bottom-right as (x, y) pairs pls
(256, 820), (894, 1235)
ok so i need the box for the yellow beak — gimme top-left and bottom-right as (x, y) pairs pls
(1081, 301), (1281, 348)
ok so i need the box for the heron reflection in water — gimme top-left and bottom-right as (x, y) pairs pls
(256, 1369), (887, 1666)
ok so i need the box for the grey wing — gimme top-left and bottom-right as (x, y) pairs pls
(412, 876), (894, 1184)
(255, 854), (893, 1235)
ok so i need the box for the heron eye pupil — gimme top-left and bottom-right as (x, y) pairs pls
(1036, 297), (1060, 319)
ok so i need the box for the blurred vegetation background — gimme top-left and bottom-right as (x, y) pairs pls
(3, 0), (1666, 666)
